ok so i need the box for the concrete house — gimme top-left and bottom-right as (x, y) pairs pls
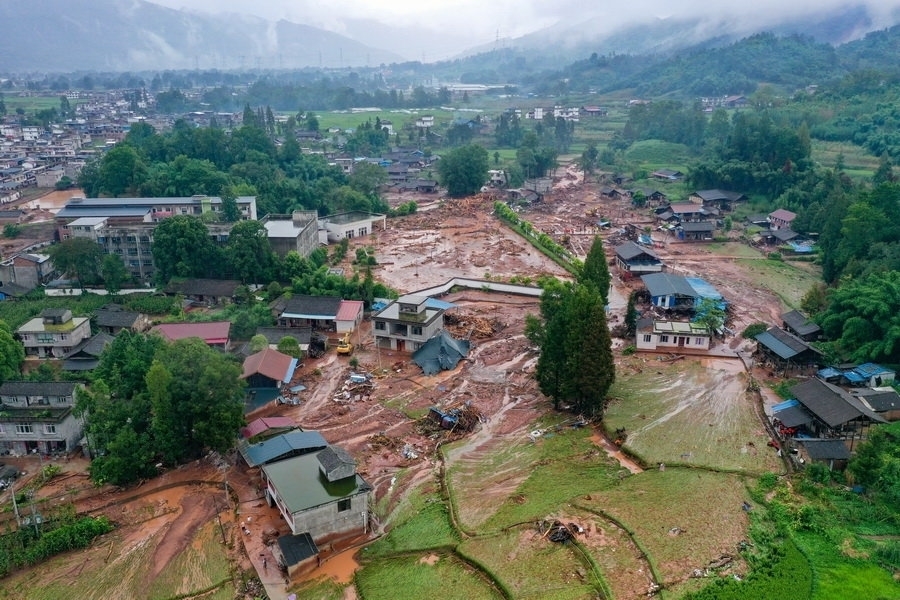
(0, 252), (55, 291)
(262, 445), (373, 540)
(18, 308), (91, 358)
(372, 294), (445, 352)
(261, 211), (320, 258)
(636, 319), (712, 352)
(0, 381), (83, 455)
(768, 209), (796, 230)
(319, 211), (386, 243)
(641, 273), (702, 310)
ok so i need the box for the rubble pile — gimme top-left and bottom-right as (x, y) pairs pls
(444, 311), (503, 339)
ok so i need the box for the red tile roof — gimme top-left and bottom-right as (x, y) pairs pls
(241, 347), (297, 383)
(241, 416), (297, 439)
(336, 300), (364, 322)
(151, 321), (231, 344)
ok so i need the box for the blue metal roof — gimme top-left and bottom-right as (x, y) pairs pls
(425, 297), (456, 310)
(754, 330), (800, 360)
(853, 363), (894, 378)
(843, 371), (865, 383)
(817, 367), (842, 380)
(685, 277), (723, 300)
(773, 398), (800, 412)
(244, 430), (328, 467)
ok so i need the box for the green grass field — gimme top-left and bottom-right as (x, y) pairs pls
(735, 256), (822, 308)
(576, 469), (752, 592)
(356, 554), (504, 600)
(606, 357), (784, 474)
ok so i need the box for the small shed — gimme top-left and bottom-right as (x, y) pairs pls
(797, 439), (851, 471)
(853, 388), (900, 422)
(781, 309), (821, 342)
(849, 363), (895, 388)
(275, 533), (320, 580)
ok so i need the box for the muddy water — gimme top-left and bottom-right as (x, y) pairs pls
(298, 549), (360, 584)
(20, 188), (83, 212)
(590, 428), (644, 474)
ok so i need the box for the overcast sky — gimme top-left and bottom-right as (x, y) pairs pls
(153, 0), (900, 58)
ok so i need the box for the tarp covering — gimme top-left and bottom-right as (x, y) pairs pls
(412, 331), (471, 375)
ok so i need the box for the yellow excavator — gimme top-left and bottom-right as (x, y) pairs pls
(336, 332), (354, 355)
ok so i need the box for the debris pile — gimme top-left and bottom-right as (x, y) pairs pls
(333, 372), (375, 403)
(444, 311), (504, 339)
(538, 519), (583, 543)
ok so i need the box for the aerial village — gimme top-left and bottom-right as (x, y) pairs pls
(1, 100), (899, 599)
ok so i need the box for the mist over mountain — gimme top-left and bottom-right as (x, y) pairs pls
(0, 0), (402, 73)
(2, 0), (900, 75)
(458, 3), (898, 68)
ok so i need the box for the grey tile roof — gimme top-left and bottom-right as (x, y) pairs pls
(0, 381), (78, 397)
(781, 310), (821, 337)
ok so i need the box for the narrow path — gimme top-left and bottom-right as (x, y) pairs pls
(590, 427), (644, 474)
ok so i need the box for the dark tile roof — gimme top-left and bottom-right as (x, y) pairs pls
(277, 533), (319, 566)
(615, 241), (660, 262)
(754, 327), (815, 360)
(256, 326), (312, 345)
(316, 445), (355, 473)
(95, 305), (142, 328)
(0, 282), (33, 297)
(280, 295), (342, 318)
(165, 278), (241, 298)
(680, 221), (715, 232)
(65, 332), (114, 358)
(790, 378), (886, 428)
(0, 381), (78, 397)
(799, 439), (851, 461)
(854, 388), (900, 413)
(641, 273), (697, 298)
(781, 310), (821, 337)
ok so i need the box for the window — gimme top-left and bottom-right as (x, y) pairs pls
(659, 335), (669, 343)
(44, 425), (56, 434)
(37, 333), (56, 344)
(358, 227), (368, 237)
(412, 326), (423, 336)
(337, 498), (351, 512)
(15, 424), (33, 434)
(374, 321), (385, 331)
(643, 334), (652, 343)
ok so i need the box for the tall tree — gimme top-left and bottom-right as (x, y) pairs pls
(0, 320), (24, 384)
(47, 238), (103, 288)
(227, 220), (276, 283)
(151, 216), (218, 284)
(580, 236), (611, 305)
(436, 144), (489, 198)
(147, 338), (245, 464)
(561, 285), (615, 417)
(100, 254), (129, 295)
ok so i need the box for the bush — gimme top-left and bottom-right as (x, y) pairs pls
(768, 252), (783, 261)
(742, 322), (769, 339)
(3, 224), (21, 238)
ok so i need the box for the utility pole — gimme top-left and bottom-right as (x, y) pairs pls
(10, 478), (21, 526)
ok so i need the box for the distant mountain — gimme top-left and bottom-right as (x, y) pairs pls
(0, 0), (402, 72)
(457, 4), (897, 70)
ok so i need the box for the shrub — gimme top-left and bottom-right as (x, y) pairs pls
(742, 322), (769, 339)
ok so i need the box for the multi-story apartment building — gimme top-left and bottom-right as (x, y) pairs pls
(56, 195), (258, 282)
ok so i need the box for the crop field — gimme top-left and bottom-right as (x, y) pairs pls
(0, 521), (234, 600)
(606, 357), (784, 474)
(444, 420), (623, 533)
(459, 529), (602, 600)
(356, 553), (504, 600)
(317, 108), (462, 132)
(734, 256), (821, 308)
(576, 469), (753, 595)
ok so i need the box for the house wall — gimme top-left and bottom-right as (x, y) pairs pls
(637, 332), (711, 351)
(616, 257), (663, 276)
(19, 319), (91, 358)
(372, 318), (443, 352)
(0, 413), (83, 455)
(292, 490), (371, 540)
